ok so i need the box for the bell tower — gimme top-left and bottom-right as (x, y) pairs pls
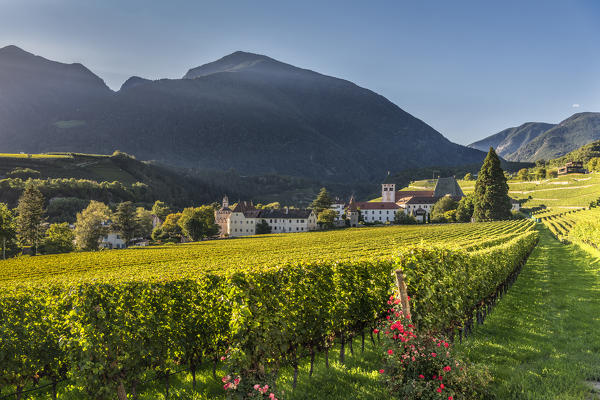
(382, 172), (396, 203)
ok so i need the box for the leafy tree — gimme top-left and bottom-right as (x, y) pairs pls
(310, 187), (333, 215)
(113, 202), (137, 246)
(536, 167), (546, 180)
(456, 194), (475, 222)
(151, 200), (171, 222)
(394, 210), (417, 225)
(41, 223), (75, 254)
(255, 219), (272, 234)
(317, 209), (337, 229)
(47, 197), (89, 224)
(16, 183), (46, 254)
(75, 201), (112, 251)
(152, 212), (183, 242)
(7, 168), (41, 179)
(586, 157), (600, 172)
(178, 206), (219, 241)
(472, 148), (512, 222)
(547, 169), (558, 179)
(517, 168), (530, 181)
(263, 202), (280, 210)
(463, 172), (474, 181)
(135, 207), (154, 238)
(431, 196), (458, 222)
(0, 203), (16, 259)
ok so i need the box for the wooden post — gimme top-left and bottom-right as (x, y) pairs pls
(393, 270), (411, 317)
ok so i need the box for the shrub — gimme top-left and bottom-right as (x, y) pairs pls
(377, 295), (491, 399)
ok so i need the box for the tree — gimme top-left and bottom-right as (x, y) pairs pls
(310, 188), (333, 215)
(135, 207), (154, 239)
(547, 169), (558, 179)
(0, 203), (16, 259)
(255, 219), (272, 234)
(75, 201), (112, 251)
(16, 183), (46, 254)
(151, 200), (171, 222)
(455, 194), (475, 222)
(587, 157), (600, 172)
(152, 212), (183, 243)
(472, 148), (512, 222)
(536, 167), (546, 180)
(463, 173), (474, 181)
(317, 209), (337, 229)
(178, 206), (219, 241)
(113, 202), (137, 246)
(517, 168), (530, 181)
(431, 196), (458, 222)
(41, 223), (75, 254)
(394, 210), (416, 225)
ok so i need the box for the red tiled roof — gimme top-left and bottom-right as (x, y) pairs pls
(356, 201), (400, 210)
(403, 197), (438, 205)
(394, 190), (434, 202)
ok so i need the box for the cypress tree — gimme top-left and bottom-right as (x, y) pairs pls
(16, 183), (46, 254)
(310, 187), (333, 215)
(472, 148), (512, 221)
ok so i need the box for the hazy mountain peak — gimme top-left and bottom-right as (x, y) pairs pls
(120, 76), (151, 91)
(183, 50), (291, 79)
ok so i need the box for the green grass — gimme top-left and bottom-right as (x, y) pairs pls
(457, 226), (600, 399)
(508, 172), (600, 209)
(0, 153), (72, 159)
(18, 337), (389, 400)
(53, 120), (86, 129)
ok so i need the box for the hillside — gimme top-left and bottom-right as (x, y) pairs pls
(470, 113), (600, 162)
(0, 46), (487, 182)
(469, 122), (555, 160)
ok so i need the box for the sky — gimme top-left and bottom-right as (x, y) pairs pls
(0, 0), (599, 145)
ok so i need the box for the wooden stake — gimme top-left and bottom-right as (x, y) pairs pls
(393, 270), (411, 316)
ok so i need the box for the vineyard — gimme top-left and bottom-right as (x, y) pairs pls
(0, 220), (535, 287)
(508, 172), (600, 209)
(0, 221), (538, 399)
(539, 207), (600, 248)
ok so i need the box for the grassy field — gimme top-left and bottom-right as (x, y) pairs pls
(0, 153), (73, 159)
(0, 220), (534, 287)
(457, 227), (600, 399)
(379, 173), (600, 211)
(508, 172), (600, 209)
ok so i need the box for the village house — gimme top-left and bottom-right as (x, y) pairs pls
(558, 161), (586, 175)
(368, 173), (465, 222)
(215, 197), (318, 237)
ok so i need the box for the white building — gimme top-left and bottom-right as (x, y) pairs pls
(100, 233), (126, 249)
(216, 198), (318, 237)
(511, 198), (521, 212)
(355, 201), (400, 223)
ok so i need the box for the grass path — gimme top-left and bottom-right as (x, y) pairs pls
(458, 226), (600, 399)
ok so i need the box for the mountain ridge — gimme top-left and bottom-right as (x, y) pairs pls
(0, 45), (487, 182)
(470, 112), (600, 162)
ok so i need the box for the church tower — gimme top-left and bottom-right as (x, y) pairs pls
(382, 172), (396, 203)
(346, 196), (359, 227)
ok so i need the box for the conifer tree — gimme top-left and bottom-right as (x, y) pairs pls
(310, 187), (333, 215)
(472, 148), (512, 221)
(16, 183), (46, 254)
(0, 203), (16, 259)
(113, 201), (138, 246)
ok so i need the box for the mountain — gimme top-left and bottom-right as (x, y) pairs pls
(0, 45), (112, 150)
(0, 46), (487, 182)
(469, 122), (555, 160)
(470, 112), (600, 162)
(510, 113), (600, 161)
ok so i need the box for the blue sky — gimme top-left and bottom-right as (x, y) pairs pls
(1, 0), (599, 144)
